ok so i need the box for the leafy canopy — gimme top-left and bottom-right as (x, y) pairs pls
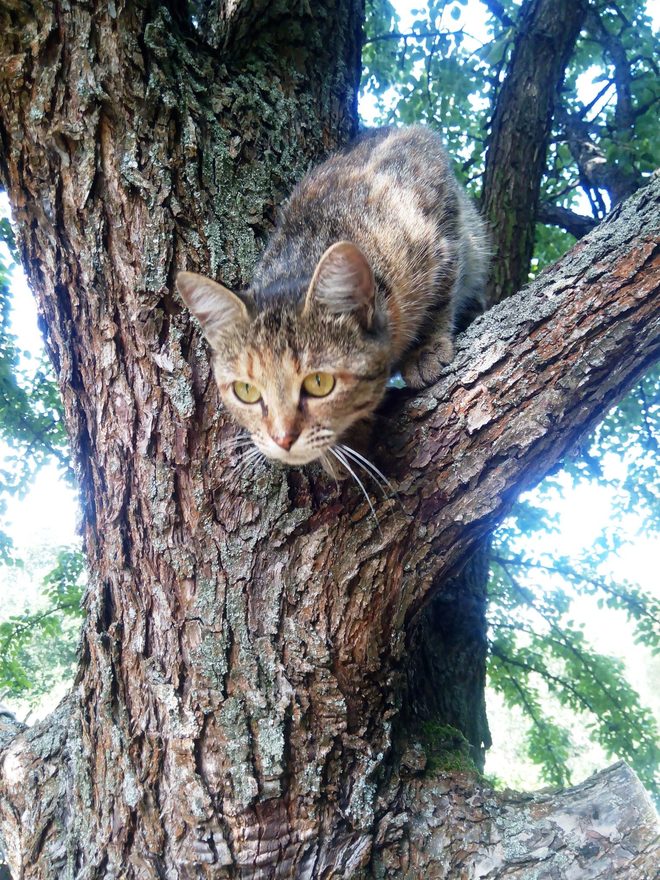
(0, 212), (84, 711)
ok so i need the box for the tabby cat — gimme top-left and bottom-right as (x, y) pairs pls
(177, 126), (489, 474)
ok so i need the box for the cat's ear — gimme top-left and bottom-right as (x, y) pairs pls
(176, 271), (249, 348)
(304, 241), (376, 330)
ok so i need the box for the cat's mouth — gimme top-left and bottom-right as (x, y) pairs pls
(258, 442), (325, 466)
(253, 438), (328, 467)
(251, 426), (336, 466)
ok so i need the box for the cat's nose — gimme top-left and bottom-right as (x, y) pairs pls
(272, 430), (299, 451)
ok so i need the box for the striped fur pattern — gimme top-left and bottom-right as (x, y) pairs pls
(177, 126), (489, 468)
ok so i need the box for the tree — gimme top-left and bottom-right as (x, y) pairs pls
(0, 1), (658, 878)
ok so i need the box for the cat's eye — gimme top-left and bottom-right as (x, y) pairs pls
(302, 372), (335, 397)
(233, 381), (261, 404)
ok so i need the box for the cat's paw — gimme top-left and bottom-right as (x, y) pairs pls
(400, 334), (454, 389)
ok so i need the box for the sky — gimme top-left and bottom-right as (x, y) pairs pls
(1, 1), (658, 787)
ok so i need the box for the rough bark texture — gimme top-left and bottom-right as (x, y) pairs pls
(398, 541), (492, 771)
(481, 0), (589, 305)
(1, 1), (659, 877)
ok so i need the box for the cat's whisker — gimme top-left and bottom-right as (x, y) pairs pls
(222, 447), (254, 462)
(321, 452), (340, 489)
(234, 447), (262, 480)
(222, 444), (255, 459)
(242, 450), (265, 483)
(235, 444), (255, 461)
(222, 435), (253, 450)
(240, 447), (262, 467)
(330, 447), (381, 533)
(339, 443), (400, 504)
(339, 449), (389, 500)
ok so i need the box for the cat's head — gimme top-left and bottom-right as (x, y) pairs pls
(177, 242), (392, 466)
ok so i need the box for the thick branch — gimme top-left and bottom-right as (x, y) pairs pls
(537, 200), (598, 237)
(372, 761), (659, 876)
(392, 174), (659, 620)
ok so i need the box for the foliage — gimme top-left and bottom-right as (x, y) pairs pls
(0, 216), (72, 565)
(362, 0), (496, 193)
(487, 366), (660, 797)
(0, 547), (85, 709)
(361, 0), (660, 270)
(0, 206), (82, 710)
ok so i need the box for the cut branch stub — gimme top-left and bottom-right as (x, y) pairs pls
(371, 760), (660, 877)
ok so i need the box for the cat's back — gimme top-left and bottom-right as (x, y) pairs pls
(255, 126), (488, 353)
(286, 126), (459, 231)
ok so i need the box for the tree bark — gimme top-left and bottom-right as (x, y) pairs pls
(1, 1), (659, 877)
(398, 541), (492, 771)
(371, 761), (659, 878)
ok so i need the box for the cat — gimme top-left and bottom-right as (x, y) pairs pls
(176, 126), (489, 475)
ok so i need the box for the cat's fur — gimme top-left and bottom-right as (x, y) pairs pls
(177, 126), (489, 468)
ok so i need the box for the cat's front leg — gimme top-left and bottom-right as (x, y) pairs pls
(399, 327), (454, 389)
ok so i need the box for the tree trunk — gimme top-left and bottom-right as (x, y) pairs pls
(1, 1), (659, 877)
(398, 540), (492, 772)
(481, 0), (589, 305)
(412, 0), (592, 772)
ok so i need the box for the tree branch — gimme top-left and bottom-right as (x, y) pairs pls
(537, 201), (598, 237)
(481, 0), (589, 303)
(373, 761), (659, 875)
(494, 553), (660, 621)
(586, 9), (635, 131)
(389, 174), (659, 622)
(363, 30), (447, 46)
(557, 107), (642, 204)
